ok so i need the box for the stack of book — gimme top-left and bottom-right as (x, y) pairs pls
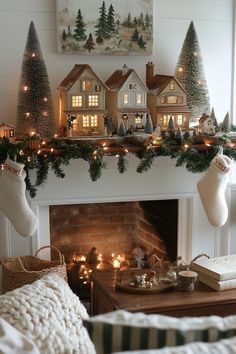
(191, 254), (236, 291)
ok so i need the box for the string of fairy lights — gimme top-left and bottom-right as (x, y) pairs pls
(1, 130), (236, 199)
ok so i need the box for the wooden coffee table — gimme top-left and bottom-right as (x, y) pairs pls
(90, 270), (236, 317)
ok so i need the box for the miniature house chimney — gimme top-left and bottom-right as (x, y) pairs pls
(146, 62), (154, 87)
(122, 64), (129, 76)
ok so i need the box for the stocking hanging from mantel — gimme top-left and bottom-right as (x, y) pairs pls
(0, 158), (38, 237)
(197, 151), (232, 228)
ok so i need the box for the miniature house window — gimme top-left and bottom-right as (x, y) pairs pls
(177, 96), (183, 104)
(129, 83), (137, 89)
(167, 96), (177, 104)
(162, 115), (169, 126)
(95, 85), (101, 92)
(82, 80), (92, 91)
(9, 129), (14, 137)
(135, 115), (142, 124)
(123, 94), (129, 104)
(160, 97), (165, 104)
(71, 95), (82, 107)
(90, 115), (98, 127)
(170, 83), (175, 90)
(82, 115), (98, 128)
(177, 115), (183, 125)
(83, 115), (90, 127)
(136, 94), (143, 105)
(208, 120), (212, 125)
(88, 95), (99, 106)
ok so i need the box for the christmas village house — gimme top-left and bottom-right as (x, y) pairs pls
(105, 65), (149, 132)
(58, 64), (109, 136)
(195, 113), (215, 135)
(146, 62), (190, 131)
(0, 123), (15, 140)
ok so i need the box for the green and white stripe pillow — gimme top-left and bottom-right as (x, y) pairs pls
(83, 310), (236, 354)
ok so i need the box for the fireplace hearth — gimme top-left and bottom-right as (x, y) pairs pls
(50, 200), (178, 264)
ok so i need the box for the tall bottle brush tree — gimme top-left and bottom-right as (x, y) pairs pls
(175, 21), (210, 124)
(16, 21), (56, 139)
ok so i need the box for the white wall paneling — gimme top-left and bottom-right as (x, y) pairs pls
(0, 0), (235, 258)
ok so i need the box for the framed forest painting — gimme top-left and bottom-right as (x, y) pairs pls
(56, 0), (153, 55)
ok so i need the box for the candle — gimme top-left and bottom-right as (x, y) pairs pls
(178, 270), (198, 292)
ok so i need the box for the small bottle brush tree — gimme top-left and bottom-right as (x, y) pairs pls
(175, 21), (210, 124)
(16, 21), (56, 139)
(145, 114), (153, 133)
(210, 107), (219, 131)
(221, 112), (230, 134)
(118, 121), (126, 136)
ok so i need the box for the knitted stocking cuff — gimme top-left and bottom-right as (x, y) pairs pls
(4, 158), (25, 176)
(211, 155), (232, 174)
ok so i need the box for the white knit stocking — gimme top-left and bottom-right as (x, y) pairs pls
(197, 154), (232, 227)
(0, 158), (37, 237)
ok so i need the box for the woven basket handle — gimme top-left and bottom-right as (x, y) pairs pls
(35, 245), (65, 264)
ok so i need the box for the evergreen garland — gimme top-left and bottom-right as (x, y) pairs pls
(1, 135), (236, 198)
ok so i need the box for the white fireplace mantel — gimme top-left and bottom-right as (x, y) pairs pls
(0, 156), (233, 262)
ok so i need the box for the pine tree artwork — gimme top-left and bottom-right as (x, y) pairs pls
(56, 0), (153, 55)
(83, 33), (95, 53)
(175, 21), (210, 124)
(95, 1), (109, 40)
(16, 21), (56, 139)
(74, 9), (87, 41)
(107, 4), (117, 36)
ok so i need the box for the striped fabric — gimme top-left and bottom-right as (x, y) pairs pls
(83, 310), (236, 354)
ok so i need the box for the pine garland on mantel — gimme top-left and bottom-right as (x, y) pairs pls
(0, 134), (236, 198)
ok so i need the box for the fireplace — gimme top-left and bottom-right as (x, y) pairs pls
(49, 199), (178, 264)
(0, 156), (230, 262)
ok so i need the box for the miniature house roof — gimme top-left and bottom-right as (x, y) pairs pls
(105, 67), (148, 92)
(199, 113), (212, 124)
(148, 74), (186, 95)
(0, 123), (15, 129)
(58, 64), (109, 91)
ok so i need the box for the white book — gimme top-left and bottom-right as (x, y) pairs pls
(191, 254), (236, 281)
(198, 272), (236, 291)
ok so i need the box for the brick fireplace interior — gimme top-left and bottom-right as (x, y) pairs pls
(50, 199), (178, 264)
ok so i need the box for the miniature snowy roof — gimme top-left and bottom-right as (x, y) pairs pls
(106, 67), (148, 92)
(148, 74), (186, 94)
(58, 64), (109, 91)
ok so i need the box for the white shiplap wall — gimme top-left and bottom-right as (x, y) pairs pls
(0, 0), (235, 261)
(0, 0), (233, 126)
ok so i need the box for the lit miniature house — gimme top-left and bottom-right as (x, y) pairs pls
(146, 62), (190, 131)
(195, 113), (215, 135)
(105, 65), (149, 131)
(0, 123), (15, 140)
(58, 64), (109, 136)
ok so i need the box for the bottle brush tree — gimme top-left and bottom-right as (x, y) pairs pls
(16, 21), (56, 138)
(175, 21), (210, 124)
(221, 112), (230, 134)
(145, 114), (153, 133)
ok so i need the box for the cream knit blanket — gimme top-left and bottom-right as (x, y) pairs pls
(0, 273), (96, 354)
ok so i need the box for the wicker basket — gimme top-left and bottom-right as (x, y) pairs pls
(1, 246), (68, 293)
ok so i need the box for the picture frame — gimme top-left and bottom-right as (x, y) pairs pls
(56, 0), (153, 55)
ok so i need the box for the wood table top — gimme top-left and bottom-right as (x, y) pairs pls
(91, 270), (236, 316)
